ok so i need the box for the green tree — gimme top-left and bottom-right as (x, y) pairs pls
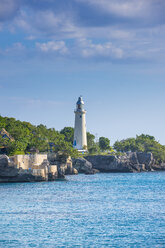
(60, 127), (74, 144)
(99, 137), (110, 151)
(113, 134), (165, 164)
(0, 136), (10, 151)
(88, 143), (100, 154)
(87, 132), (95, 149)
(0, 115), (79, 157)
(0, 116), (6, 129)
(7, 140), (26, 155)
(113, 138), (137, 152)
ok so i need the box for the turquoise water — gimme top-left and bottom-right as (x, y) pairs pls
(0, 172), (165, 248)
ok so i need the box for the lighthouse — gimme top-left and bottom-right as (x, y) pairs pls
(73, 96), (87, 151)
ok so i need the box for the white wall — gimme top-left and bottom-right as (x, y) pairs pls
(13, 154), (48, 170)
(73, 110), (87, 150)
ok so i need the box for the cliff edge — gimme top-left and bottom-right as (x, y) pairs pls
(85, 152), (165, 172)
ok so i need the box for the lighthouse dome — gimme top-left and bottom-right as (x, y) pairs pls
(76, 96), (85, 111)
(77, 96), (84, 105)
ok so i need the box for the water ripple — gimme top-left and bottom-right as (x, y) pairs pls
(0, 172), (165, 247)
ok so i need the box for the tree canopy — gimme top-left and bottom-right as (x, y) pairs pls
(60, 127), (74, 145)
(2, 116), (164, 163)
(0, 116), (79, 157)
(114, 134), (165, 164)
(99, 137), (110, 151)
(87, 132), (95, 149)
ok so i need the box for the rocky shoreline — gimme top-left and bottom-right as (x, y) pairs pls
(85, 152), (165, 173)
(0, 152), (165, 183)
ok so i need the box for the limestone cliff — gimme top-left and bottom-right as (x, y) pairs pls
(85, 152), (165, 172)
(0, 155), (59, 183)
(48, 152), (78, 177)
(1, 152), (165, 183)
(0, 152), (78, 183)
(72, 157), (99, 174)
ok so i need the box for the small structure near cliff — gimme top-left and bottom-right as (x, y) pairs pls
(10, 154), (48, 170)
(0, 128), (14, 141)
(0, 128), (15, 154)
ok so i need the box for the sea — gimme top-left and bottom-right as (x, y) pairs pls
(0, 172), (165, 248)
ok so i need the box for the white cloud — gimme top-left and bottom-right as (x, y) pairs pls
(14, 9), (83, 39)
(0, 0), (165, 62)
(36, 41), (68, 54)
(77, 38), (123, 59)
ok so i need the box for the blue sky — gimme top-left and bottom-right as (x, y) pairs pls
(0, 0), (165, 144)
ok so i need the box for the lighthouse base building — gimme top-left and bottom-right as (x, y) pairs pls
(73, 96), (87, 152)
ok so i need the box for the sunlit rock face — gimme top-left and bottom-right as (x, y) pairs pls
(72, 157), (99, 174)
(48, 152), (78, 176)
(0, 154), (60, 183)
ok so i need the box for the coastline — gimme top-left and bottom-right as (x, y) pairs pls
(1, 152), (165, 183)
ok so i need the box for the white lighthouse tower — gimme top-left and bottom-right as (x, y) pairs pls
(73, 96), (87, 151)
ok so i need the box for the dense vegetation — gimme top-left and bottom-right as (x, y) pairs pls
(60, 127), (111, 154)
(0, 116), (79, 157)
(114, 134), (165, 164)
(0, 115), (111, 157)
(0, 116), (109, 157)
(1, 115), (165, 164)
(99, 137), (110, 151)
